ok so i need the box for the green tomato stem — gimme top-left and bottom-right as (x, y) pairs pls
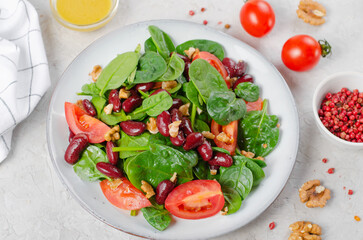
(318, 39), (332, 58)
(112, 146), (149, 152)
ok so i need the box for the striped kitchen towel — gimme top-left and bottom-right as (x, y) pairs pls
(0, 0), (50, 162)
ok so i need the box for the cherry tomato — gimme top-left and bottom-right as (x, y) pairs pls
(246, 98), (263, 112)
(193, 51), (231, 88)
(165, 180), (224, 219)
(281, 35), (323, 71)
(100, 178), (151, 210)
(240, 0), (275, 38)
(211, 120), (238, 155)
(65, 102), (110, 143)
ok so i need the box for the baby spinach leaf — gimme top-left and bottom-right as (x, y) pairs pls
(212, 147), (230, 155)
(124, 144), (197, 189)
(253, 159), (267, 168)
(240, 100), (279, 157)
(73, 145), (111, 182)
(158, 52), (185, 81)
(96, 52), (139, 95)
(234, 156), (265, 187)
(184, 82), (203, 109)
(144, 37), (158, 52)
(134, 52), (167, 84)
(193, 119), (210, 132)
(128, 106), (147, 121)
(189, 59), (228, 102)
(117, 131), (150, 159)
(219, 161), (253, 200)
(193, 160), (220, 181)
(78, 83), (101, 96)
(141, 207), (171, 231)
(234, 82), (260, 102)
(168, 82), (182, 94)
(221, 185), (242, 215)
(91, 96), (107, 118)
(138, 91), (173, 117)
(101, 110), (130, 125)
(207, 91), (246, 126)
(176, 39), (225, 61)
(176, 74), (187, 84)
(148, 25), (175, 60)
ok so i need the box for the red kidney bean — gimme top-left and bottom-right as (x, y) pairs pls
(122, 95), (143, 113)
(68, 128), (75, 143)
(183, 132), (204, 151)
(170, 131), (186, 146)
(181, 117), (194, 136)
(184, 61), (191, 81)
(157, 111), (171, 137)
(82, 99), (97, 116)
(109, 89), (122, 112)
(197, 141), (213, 161)
(106, 141), (119, 165)
(150, 89), (171, 96)
(233, 74), (254, 90)
(129, 88), (139, 96)
(120, 120), (146, 136)
(169, 98), (184, 111)
(156, 180), (175, 205)
(235, 60), (247, 77)
(171, 108), (182, 122)
(222, 57), (237, 77)
(96, 162), (123, 178)
(208, 152), (233, 167)
(64, 133), (89, 164)
(135, 82), (155, 92)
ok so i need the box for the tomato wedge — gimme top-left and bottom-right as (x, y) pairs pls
(165, 180), (224, 219)
(100, 178), (151, 210)
(193, 51), (231, 88)
(65, 102), (110, 143)
(246, 97), (263, 112)
(211, 120), (238, 155)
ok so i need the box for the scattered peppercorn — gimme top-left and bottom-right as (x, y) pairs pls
(189, 10), (195, 16)
(269, 222), (276, 230)
(322, 158), (328, 163)
(327, 168), (335, 174)
(354, 216), (361, 222)
(203, 20), (208, 25)
(348, 189), (354, 195)
(225, 24), (231, 29)
(201, 7), (206, 12)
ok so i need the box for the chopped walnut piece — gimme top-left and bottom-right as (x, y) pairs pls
(119, 88), (131, 99)
(152, 82), (162, 89)
(210, 169), (217, 175)
(221, 207), (228, 215)
(262, 143), (267, 148)
(184, 47), (200, 59)
(196, 107), (203, 115)
(146, 117), (159, 134)
(109, 178), (123, 190)
(299, 180), (331, 208)
(202, 131), (215, 139)
(170, 172), (177, 183)
(288, 221), (322, 240)
(168, 120), (182, 138)
(254, 156), (265, 161)
(104, 104), (113, 115)
(104, 125), (120, 142)
(216, 132), (233, 144)
(141, 180), (155, 199)
(296, 0), (326, 26)
(179, 103), (190, 116)
(277, 123), (281, 128)
(162, 80), (178, 91)
(89, 65), (102, 82)
(241, 150), (255, 159)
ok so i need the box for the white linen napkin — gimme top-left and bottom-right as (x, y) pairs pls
(0, 0), (50, 162)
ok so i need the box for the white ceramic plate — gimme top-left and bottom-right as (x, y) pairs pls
(47, 20), (299, 240)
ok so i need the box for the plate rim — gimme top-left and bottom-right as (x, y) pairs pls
(46, 19), (300, 240)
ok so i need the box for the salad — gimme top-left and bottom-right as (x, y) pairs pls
(63, 25), (280, 231)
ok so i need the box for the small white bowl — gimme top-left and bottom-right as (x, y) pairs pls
(313, 71), (363, 148)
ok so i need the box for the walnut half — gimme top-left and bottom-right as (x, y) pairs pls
(288, 221), (322, 240)
(296, 0), (326, 26)
(299, 180), (331, 208)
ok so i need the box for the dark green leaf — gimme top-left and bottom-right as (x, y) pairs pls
(117, 131), (150, 159)
(253, 159), (267, 168)
(158, 53), (185, 81)
(139, 91), (173, 117)
(148, 25), (175, 60)
(212, 147), (230, 155)
(78, 83), (101, 96)
(134, 52), (167, 84)
(207, 91), (246, 126)
(193, 119), (210, 132)
(221, 185), (242, 215)
(193, 160), (220, 180)
(176, 39), (225, 61)
(101, 110), (129, 125)
(144, 37), (158, 52)
(141, 207), (171, 231)
(189, 59), (228, 102)
(128, 106), (148, 121)
(240, 100), (279, 157)
(234, 155), (265, 187)
(184, 82), (203, 109)
(96, 52), (139, 95)
(91, 96), (107, 118)
(234, 82), (260, 102)
(73, 145), (111, 182)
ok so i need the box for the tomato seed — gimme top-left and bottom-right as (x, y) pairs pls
(269, 222), (275, 230)
(327, 168), (335, 174)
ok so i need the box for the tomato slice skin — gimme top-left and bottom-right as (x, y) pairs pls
(211, 120), (238, 155)
(246, 97), (263, 112)
(165, 180), (225, 219)
(193, 51), (231, 88)
(65, 102), (110, 143)
(100, 178), (151, 210)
